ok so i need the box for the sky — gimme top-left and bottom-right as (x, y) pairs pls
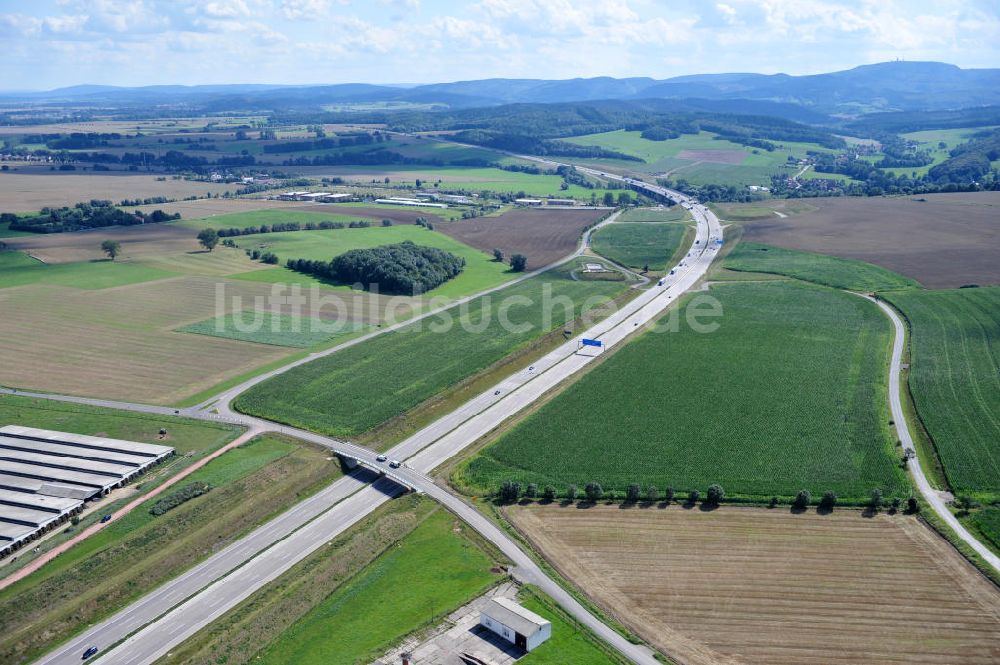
(0, 0), (997, 90)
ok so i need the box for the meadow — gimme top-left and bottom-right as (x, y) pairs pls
(883, 287), (1000, 498)
(619, 207), (692, 223)
(970, 507), (1000, 552)
(219, 222), (515, 298)
(723, 242), (921, 291)
(591, 222), (688, 271)
(234, 258), (630, 438)
(510, 505), (1000, 665)
(458, 280), (907, 502)
(255, 507), (498, 665)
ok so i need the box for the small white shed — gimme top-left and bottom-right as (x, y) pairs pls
(479, 596), (551, 652)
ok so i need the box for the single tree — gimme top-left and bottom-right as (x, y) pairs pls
(585, 482), (603, 503)
(769, 496), (780, 508)
(688, 489), (701, 505)
(197, 228), (219, 252)
(510, 254), (528, 272)
(381, 219), (393, 227)
(566, 484), (578, 501)
(645, 485), (658, 503)
(493, 248), (505, 262)
(906, 496), (920, 514)
(499, 480), (521, 504)
(525, 483), (538, 500)
(706, 484), (725, 506)
(602, 192), (615, 206)
(625, 483), (641, 503)
(101, 239), (121, 261)
(890, 496), (902, 513)
(793, 489), (811, 510)
(664, 486), (675, 504)
(542, 485), (556, 501)
(819, 490), (837, 511)
(870, 488), (883, 512)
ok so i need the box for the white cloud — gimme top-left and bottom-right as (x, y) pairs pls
(281, 0), (330, 20)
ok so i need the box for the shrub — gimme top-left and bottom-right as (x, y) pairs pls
(150, 482), (212, 516)
(542, 485), (556, 501)
(706, 484), (725, 506)
(688, 489), (700, 504)
(870, 488), (883, 512)
(525, 483), (538, 499)
(645, 485), (658, 502)
(625, 483), (641, 503)
(793, 489), (811, 509)
(566, 484), (578, 501)
(664, 486), (675, 503)
(585, 482), (603, 502)
(510, 253), (528, 272)
(819, 491), (837, 511)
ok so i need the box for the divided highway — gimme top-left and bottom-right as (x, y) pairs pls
(27, 189), (719, 665)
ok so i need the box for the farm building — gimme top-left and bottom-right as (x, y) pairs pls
(0, 426), (174, 558)
(478, 597), (551, 652)
(374, 197), (448, 209)
(514, 198), (543, 206)
(546, 198), (577, 206)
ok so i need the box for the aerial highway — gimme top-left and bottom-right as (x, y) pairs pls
(24, 192), (716, 665)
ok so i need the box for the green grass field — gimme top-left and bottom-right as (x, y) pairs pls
(178, 312), (369, 349)
(458, 281), (907, 502)
(234, 259), (629, 438)
(219, 224), (514, 299)
(882, 287), (1000, 498)
(256, 508), (497, 665)
(591, 222), (687, 271)
(0, 222), (33, 238)
(882, 126), (999, 177)
(0, 249), (175, 290)
(619, 207), (691, 223)
(723, 242), (922, 291)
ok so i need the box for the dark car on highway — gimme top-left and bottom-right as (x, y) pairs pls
(83, 646), (99, 659)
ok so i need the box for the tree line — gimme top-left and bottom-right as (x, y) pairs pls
(3, 200), (180, 234)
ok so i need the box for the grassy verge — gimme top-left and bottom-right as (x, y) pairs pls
(159, 497), (505, 665)
(517, 585), (632, 665)
(591, 222), (687, 272)
(916, 499), (1000, 587)
(0, 433), (341, 665)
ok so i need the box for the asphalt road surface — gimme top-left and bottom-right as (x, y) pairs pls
(866, 295), (1000, 572)
(29, 192), (717, 665)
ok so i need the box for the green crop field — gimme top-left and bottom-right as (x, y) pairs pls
(178, 312), (369, 349)
(234, 259), (630, 438)
(970, 507), (1000, 552)
(458, 281), (907, 502)
(882, 287), (1000, 497)
(619, 207), (691, 223)
(591, 222), (687, 271)
(220, 224), (514, 299)
(723, 242), (922, 291)
(256, 508), (497, 665)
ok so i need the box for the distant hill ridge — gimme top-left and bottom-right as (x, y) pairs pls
(3, 61), (998, 114)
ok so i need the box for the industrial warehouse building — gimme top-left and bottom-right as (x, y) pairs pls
(0, 426), (174, 557)
(479, 596), (551, 652)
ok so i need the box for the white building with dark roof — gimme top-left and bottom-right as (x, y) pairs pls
(479, 596), (551, 652)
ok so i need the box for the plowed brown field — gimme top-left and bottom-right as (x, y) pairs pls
(509, 504), (1000, 665)
(437, 208), (606, 269)
(730, 192), (1000, 288)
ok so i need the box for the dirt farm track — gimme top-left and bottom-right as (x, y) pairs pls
(734, 192), (1000, 288)
(509, 504), (1000, 665)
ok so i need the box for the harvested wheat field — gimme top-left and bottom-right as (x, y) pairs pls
(298, 204), (447, 225)
(0, 173), (240, 212)
(731, 192), (1000, 288)
(130, 197), (307, 218)
(4, 223), (203, 264)
(437, 208), (606, 269)
(509, 504), (1000, 665)
(0, 277), (391, 404)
